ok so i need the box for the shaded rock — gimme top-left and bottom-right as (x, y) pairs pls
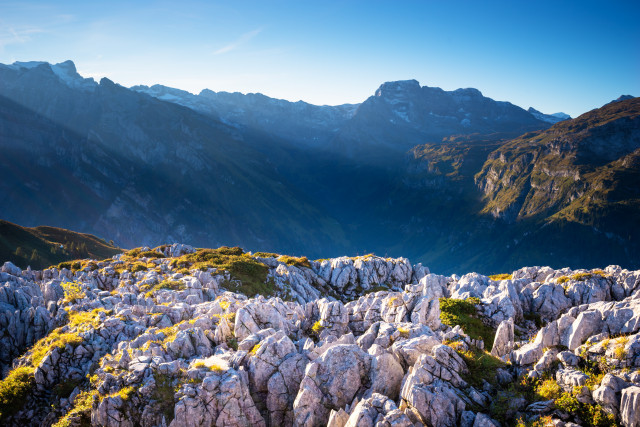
(344, 393), (411, 427)
(621, 386), (640, 427)
(491, 318), (514, 357)
(170, 366), (265, 427)
(293, 344), (371, 426)
(593, 373), (630, 416)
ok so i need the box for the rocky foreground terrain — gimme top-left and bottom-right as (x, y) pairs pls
(1, 244), (640, 426)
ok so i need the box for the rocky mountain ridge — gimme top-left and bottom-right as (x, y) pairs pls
(0, 61), (346, 256)
(0, 220), (121, 271)
(133, 75), (566, 157)
(1, 244), (640, 426)
(0, 60), (636, 275)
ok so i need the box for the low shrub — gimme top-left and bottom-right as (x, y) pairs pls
(153, 373), (176, 423)
(457, 347), (505, 387)
(61, 281), (86, 304)
(439, 297), (495, 350)
(572, 272), (593, 281)
(489, 273), (512, 281)
(130, 263), (148, 273)
(171, 248), (271, 297)
(278, 255), (311, 268)
(311, 320), (323, 336)
(142, 279), (185, 298)
(52, 389), (98, 427)
(0, 366), (34, 422)
(536, 379), (562, 400)
(250, 343), (261, 355)
(138, 250), (165, 259)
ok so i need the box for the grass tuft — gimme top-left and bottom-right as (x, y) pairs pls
(439, 297), (495, 350)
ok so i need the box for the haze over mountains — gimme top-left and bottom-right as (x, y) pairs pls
(1, 60), (638, 273)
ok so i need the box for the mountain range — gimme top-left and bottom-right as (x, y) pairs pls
(1, 60), (638, 273)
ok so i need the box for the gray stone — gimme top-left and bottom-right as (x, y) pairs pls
(621, 386), (640, 427)
(491, 318), (514, 357)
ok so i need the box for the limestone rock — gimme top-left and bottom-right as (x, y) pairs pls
(491, 318), (514, 357)
(293, 344), (371, 426)
(621, 386), (640, 427)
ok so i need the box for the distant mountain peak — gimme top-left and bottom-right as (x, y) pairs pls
(375, 79), (421, 97)
(8, 59), (97, 91)
(527, 107), (570, 124)
(612, 95), (635, 103)
(452, 87), (483, 98)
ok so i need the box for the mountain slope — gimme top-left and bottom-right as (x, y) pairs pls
(0, 60), (637, 274)
(469, 96), (640, 268)
(133, 79), (553, 161)
(131, 84), (358, 149)
(329, 80), (551, 159)
(0, 62), (347, 255)
(476, 97), (640, 225)
(0, 219), (121, 269)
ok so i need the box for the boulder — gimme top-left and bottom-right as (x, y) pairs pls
(491, 318), (514, 358)
(293, 344), (371, 426)
(593, 374), (630, 416)
(621, 386), (640, 427)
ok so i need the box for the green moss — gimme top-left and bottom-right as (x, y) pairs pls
(614, 345), (628, 361)
(515, 415), (555, 427)
(112, 386), (135, 401)
(397, 326), (410, 337)
(124, 248), (142, 257)
(387, 296), (400, 307)
(142, 279), (185, 298)
(555, 392), (581, 413)
(30, 330), (84, 368)
(0, 366), (34, 422)
(53, 379), (82, 398)
(554, 391), (616, 427)
(456, 347), (505, 387)
(227, 337), (238, 351)
(170, 247), (271, 297)
(557, 275), (569, 284)
(439, 297), (495, 350)
(208, 363), (226, 373)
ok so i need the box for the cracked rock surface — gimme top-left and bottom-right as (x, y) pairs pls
(0, 249), (640, 426)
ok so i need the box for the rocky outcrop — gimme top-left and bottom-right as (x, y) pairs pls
(1, 248), (640, 427)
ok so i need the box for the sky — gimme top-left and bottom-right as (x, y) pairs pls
(0, 0), (638, 117)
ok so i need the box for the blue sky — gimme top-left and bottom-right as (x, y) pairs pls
(0, 0), (638, 117)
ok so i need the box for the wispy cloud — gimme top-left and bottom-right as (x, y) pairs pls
(0, 26), (45, 50)
(213, 28), (262, 55)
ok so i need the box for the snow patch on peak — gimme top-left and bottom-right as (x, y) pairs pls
(375, 80), (421, 97)
(11, 61), (48, 69)
(452, 87), (483, 98)
(11, 60), (96, 91)
(528, 107), (570, 124)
